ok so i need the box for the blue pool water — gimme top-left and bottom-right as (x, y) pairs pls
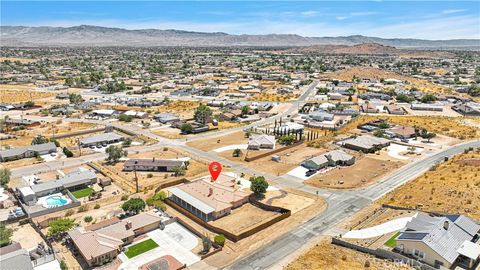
(46, 196), (68, 206)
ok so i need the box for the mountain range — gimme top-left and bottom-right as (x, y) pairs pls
(1, 25), (479, 49)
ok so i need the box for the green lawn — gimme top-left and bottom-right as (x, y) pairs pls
(384, 232), (400, 248)
(124, 239), (159, 258)
(71, 187), (94, 199)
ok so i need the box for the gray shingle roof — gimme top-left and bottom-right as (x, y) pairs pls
(80, 132), (123, 145)
(0, 142), (56, 159)
(399, 213), (480, 263)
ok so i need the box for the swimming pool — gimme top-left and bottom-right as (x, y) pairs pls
(46, 196), (68, 206)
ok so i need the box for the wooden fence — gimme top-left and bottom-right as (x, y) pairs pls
(165, 196), (290, 242)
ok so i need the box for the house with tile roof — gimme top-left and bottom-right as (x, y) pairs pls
(167, 175), (249, 222)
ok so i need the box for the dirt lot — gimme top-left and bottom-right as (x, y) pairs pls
(203, 190), (326, 268)
(261, 188), (316, 214)
(0, 89), (55, 103)
(378, 149), (480, 220)
(107, 148), (208, 190)
(285, 239), (412, 270)
(151, 126), (185, 139)
(1, 57), (37, 63)
(187, 131), (248, 152)
(9, 223), (45, 250)
(219, 143), (324, 176)
(347, 115), (479, 140)
(305, 156), (405, 189)
(249, 93), (298, 102)
(210, 203), (282, 234)
(321, 67), (453, 95)
(1, 121), (99, 148)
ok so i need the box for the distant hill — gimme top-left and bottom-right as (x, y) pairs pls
(1, 25), (479, 49)
(291, 43), (455, 58)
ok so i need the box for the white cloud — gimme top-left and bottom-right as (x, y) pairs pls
(442, 9), (466, 14)
(301, 11), (318, 17)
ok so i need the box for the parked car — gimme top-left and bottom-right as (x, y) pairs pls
(305, 170), (317, 177)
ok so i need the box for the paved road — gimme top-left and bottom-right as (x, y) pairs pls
(226, 139), (480, 270)
(6, 80), (479, 270)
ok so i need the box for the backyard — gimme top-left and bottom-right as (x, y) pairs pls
(71, 187), (94, 199)
(124, 239), (159, 259)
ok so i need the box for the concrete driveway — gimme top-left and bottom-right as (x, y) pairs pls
(118, 222), (200, 270)
(343, 214), (417, 239)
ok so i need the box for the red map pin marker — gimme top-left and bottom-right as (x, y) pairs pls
(209, 162), (222, 182)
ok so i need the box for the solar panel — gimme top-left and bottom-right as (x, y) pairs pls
(397, 232), (428, 240)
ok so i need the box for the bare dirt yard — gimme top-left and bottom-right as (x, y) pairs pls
(305, 155), (405, 189)
(378, 149), (480, 220)
(218, 143), (324, 176)
(0, 89), (55, 103)
(321, 67), (453, 95)
(347, 115), (479, 140)
(187, 131), (248, 152)
(1, 121), (99, 148)
(209, 203), (282, 235)
(203, 191), (326, 268)
(261, 188), (316, 214)
(284, 238), (413, 270)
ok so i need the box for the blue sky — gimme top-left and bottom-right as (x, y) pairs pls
(2, 1), (479, 39)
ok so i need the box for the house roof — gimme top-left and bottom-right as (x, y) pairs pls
(0, 248), (33, 270)
(168, 176), (249, 213)
(398, 213), (480, 264)
(388, 126), (416, 137)
(342, 135), (390, 150)
(0, 142), (56, 159)
(96, 212), (162, 240)
(68, 228), (123, 261)
(30, 169), (96, 194)
(80, 132), (123, 145)
(326, 150), (354, 162)
(248, 134), (276, 147)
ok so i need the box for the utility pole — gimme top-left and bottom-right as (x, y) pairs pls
(134, 165), (139, 193)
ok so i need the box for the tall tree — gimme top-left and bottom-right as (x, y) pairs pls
(194, 104), (212, 125)
(105, 145), (127, 164)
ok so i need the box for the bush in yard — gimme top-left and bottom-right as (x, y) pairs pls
(50, 138), (60, 147)
(0, 223), (13, 247)
(180, 123), (193, 134)
(0, 168), (11, 187)
(250, 176), (269, 195)
(84, 216), (93, 223)
(63, 147), (73, 158)
(121, 195), (129, 201)
(31, 135), (49, 145)
(232, 148), (242, 157)
(278, 134), (295, 145)
(202, 235), (212, 253)
(77, 205), (88, 213)
(122, 138), (132, 147)
(214, 234), (226, 246)
(94, 204), (100, 209)
(65, 209), (74, 217)
(147, 173), (153, 178)
(60, 259), (68, 270)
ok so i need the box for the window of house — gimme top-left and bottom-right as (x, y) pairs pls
(413, 249), (426, 259)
